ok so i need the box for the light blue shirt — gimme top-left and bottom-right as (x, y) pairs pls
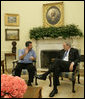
(18, 49), (36, 63)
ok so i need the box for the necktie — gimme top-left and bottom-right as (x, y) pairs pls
(63, 51), (68, 59)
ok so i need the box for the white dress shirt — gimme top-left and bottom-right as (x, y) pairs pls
(63, 49), (70, 61)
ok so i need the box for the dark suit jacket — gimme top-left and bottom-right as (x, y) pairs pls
(57, 48), (80, 66)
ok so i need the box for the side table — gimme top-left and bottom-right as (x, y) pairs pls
(5, 53), (16, 71)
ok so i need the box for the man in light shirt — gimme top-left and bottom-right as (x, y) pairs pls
(13, 41), (36, 86)
(36, 41), (80, 97)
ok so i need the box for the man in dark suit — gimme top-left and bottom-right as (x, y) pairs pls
(36, 41), (80, 97)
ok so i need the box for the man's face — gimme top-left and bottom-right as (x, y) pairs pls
(27, 43), (32, 50)
(63, 42), (67, 50)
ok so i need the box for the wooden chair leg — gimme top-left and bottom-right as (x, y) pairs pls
(35, 72), (38, 85)
(78, 74), (80, 84)
(13, 62), (15, 69)
(49, 75), (52, 87)
(35, 77), (38, 85)
(72, 80), (76, 93)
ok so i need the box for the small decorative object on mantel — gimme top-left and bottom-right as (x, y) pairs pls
(12, 41), (17, 53)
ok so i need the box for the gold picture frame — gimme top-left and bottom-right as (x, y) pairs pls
(5, 29), (19, 41)
(5, 13), (19, 26)
(43, 2), (64, 27)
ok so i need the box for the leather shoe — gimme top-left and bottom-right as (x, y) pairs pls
(49, 89), (58, 97)
(36, 74), (46, 80)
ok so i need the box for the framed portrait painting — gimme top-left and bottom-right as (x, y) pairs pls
(43, 2), (64, 27)
(5, 14), (19, 26)
(5, 29), (19, 41)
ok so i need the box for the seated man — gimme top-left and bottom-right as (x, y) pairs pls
(36, 41), (80, 97)
(13, 41), (36, 86)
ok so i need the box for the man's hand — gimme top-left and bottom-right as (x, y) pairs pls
(25, 48), (29, 54)
(29, 56), (35, 61)
(69, 62), (74, 72)
(19, 48), (29, 60)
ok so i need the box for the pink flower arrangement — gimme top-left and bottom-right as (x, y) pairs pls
(1, 74), (27, 98)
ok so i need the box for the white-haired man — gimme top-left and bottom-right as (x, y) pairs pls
(36, 41), (80, 97)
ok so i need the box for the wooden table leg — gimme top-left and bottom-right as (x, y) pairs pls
(2, 64), (4, 73)
(1, 60), (5, 73)
(5, 54), (7, 71)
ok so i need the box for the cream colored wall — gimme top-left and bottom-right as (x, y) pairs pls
(1, 1), (84, 59)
